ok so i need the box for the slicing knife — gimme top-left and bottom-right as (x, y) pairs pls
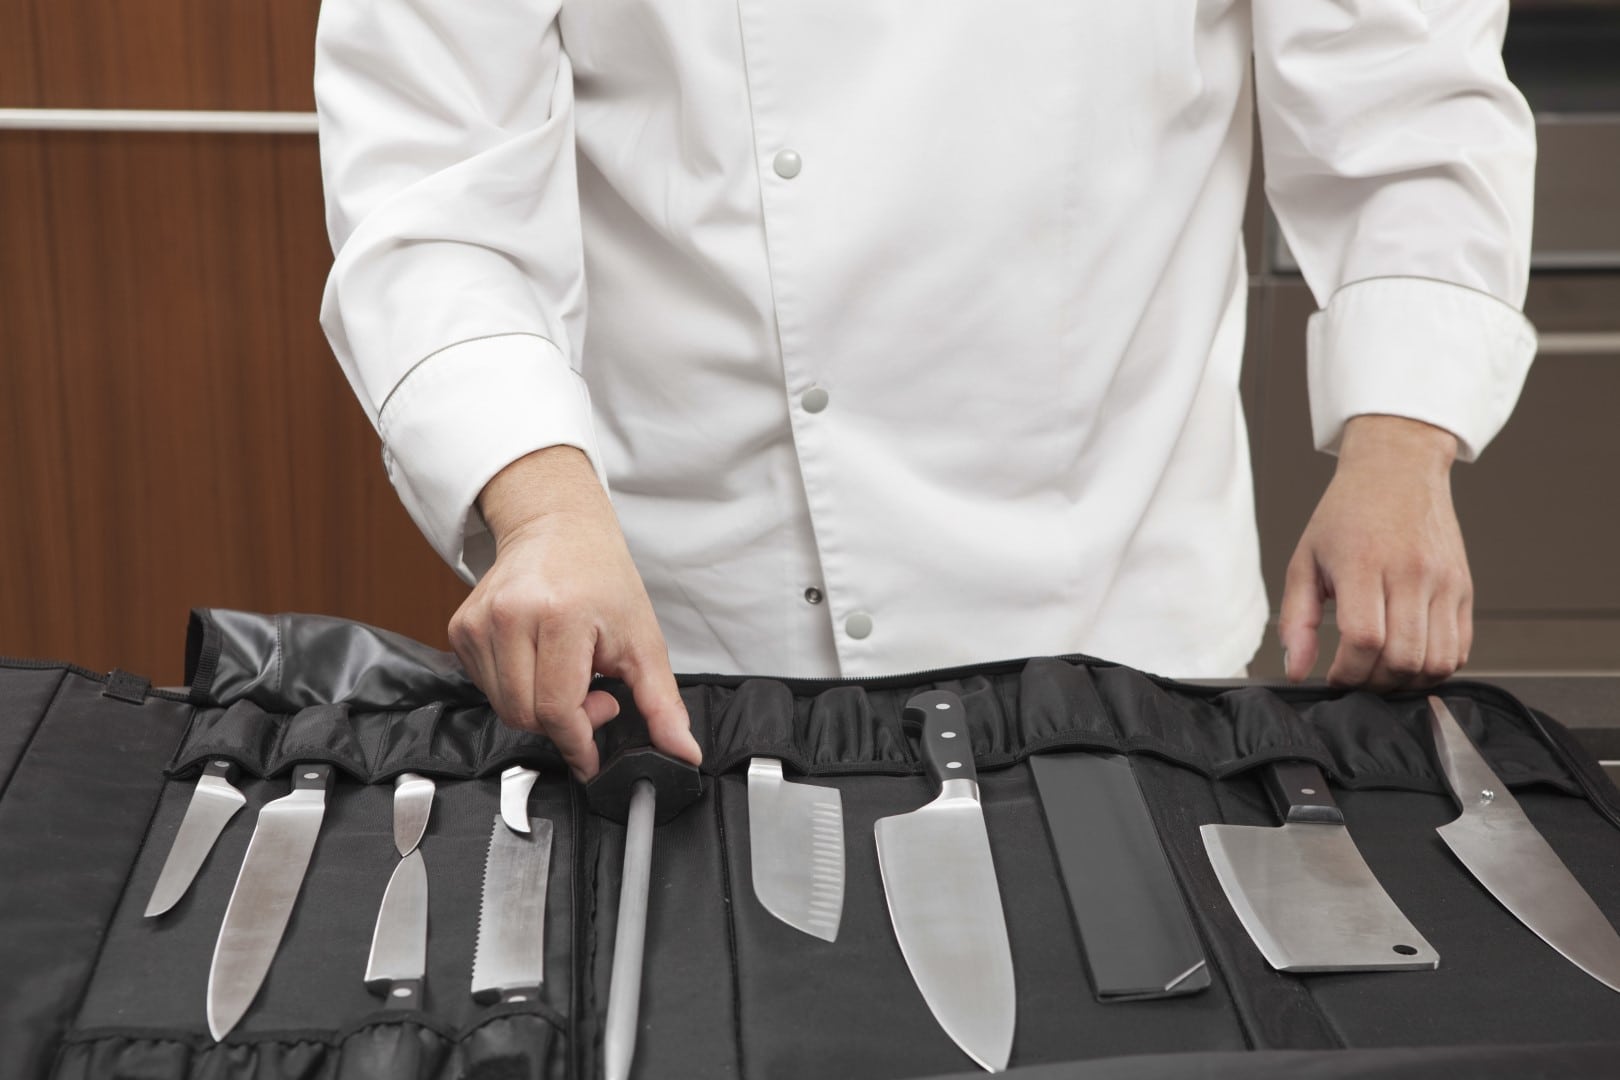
(747, 757), (845, 941)
(471, 815), (554, 1004)
(366, 850), (428, 1009)
(1429, 695), (1620, 992)
(1201, 761), (1438, 973)
(875, 690), (1015, 1073)
(145, 759), (246, 917)
(501, 765), (539, 834)
(207, 763), (335, 1040)
(392, 772), (435, 856)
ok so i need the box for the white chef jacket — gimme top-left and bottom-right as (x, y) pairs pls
(314, 0), (1536, 680)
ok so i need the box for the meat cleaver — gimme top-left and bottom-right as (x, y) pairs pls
(1201, 761), (1438, 972)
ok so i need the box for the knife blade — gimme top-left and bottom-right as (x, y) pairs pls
(1201, 761), (1438, 972)
(875, 690), (1015, 1073)
(207, 762), (335, 1040)
(748, 756), (844, 941)
(1428, 695), (1620, 992)
(501, 765), (539, 834)
(365, 850), (428, 1009)
(392, 772), (435, 856)
(145, 759), (246, 917)
(471, 815), (554, 1004)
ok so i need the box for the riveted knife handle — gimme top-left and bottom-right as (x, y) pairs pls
(382, 978), (424, 1011)
(904, 689), (978, 791)
(201, 759), (237, 784)
(291, 762), (335, 793)
(586, 679), (703, 825)
(1262, 761), (1342, 825)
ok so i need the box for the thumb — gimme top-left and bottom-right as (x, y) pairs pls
(623, 645), (702, 767)
(1278, 548), (1325, 682)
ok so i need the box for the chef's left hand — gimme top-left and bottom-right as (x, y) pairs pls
(1279, 414), (1471, 692)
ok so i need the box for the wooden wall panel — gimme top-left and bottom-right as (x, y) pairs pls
(0, 0), (321, 110)
(0, 132), (466, 685)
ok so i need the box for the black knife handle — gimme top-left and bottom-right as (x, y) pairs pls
(904, 690), (978, 790)
(201, 759), (237, 783)
(382, 978), (424, 1011)
(585, 679), (704, 825)
(291, 762), (334, 792)
(1262, 762), (1343, 824)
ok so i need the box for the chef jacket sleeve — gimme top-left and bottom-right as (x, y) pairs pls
(314, 0), (604, 582)
(1252, 0), (1538, 461)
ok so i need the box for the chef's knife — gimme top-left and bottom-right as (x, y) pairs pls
(875, 690), (1015, 1073)
(1201, 761), (1438, 972)
(1428, 695), (1620, 992)
(392, 772), (434, 856)
(471, 815), (554, 1004)
(501, 764), (539, 834)
(207, 762), (335, 1039)
(748, 757), (844, 941)
(365, 850), (428, 1009)
(1031, 752), (1209, 999)
(145, 759), (246, 917)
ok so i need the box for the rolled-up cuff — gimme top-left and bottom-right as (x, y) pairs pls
(377, 332), (605, 582)
(1306, 277), (1538, 462)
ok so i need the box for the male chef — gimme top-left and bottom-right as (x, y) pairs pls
(314, 2), (1535, 780)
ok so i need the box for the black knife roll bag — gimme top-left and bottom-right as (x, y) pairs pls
(6, 608), (1620, 1080)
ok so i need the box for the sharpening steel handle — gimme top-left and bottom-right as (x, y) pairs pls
(585, 679), (704, 825)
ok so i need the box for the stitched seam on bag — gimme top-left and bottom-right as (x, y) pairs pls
(0, 665), (68, 802)
(712, 743), (747, 1079)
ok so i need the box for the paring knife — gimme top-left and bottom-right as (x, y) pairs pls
(501, 765), (539, 834)
(392, 772), (435, 856)
(1428, 695), (1620, 992)
(747, 757), (844, 941)
(366, 850), (428, 1009)
(1201, 761), (1438, 973)
(1031, 752), (1209, 999)
(471, 815), (554, 1004)
(145, 759), (246, 917)
(207, 762), (335, 1040)
(875, 690), (1015, 1073)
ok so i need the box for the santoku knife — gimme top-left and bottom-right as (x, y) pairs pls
(748, 756), (844, 941)
(145, 759), (246, 917)
(207, 762), (334, 1040)
(875, 689), (1015, 1073)
(1429, 695), (1620, 992)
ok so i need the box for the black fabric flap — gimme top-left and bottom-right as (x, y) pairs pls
(185, 609), (483, 711)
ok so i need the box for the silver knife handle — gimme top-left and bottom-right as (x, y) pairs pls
(905, 690), (978, 791)
(1427, 696), (1523, 814)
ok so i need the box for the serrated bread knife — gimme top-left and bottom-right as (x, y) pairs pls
(748, 757), (844, 941)
(207, 763), (334, 1039)
(145, 759), (246, 917)
(875, 689), (1015, 1072)
(1429, 695), (1620, 992)
(1201, 761), (1438, 973)
(471, 815), (554, 1004)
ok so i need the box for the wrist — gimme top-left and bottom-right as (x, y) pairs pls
(478, 445), (604, 542)
(1337, 415), (1458, 473)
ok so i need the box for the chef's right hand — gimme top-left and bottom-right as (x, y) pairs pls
(449, 445), (702, 782)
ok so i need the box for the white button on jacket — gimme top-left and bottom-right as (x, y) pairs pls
(314, 1), (1536, 680)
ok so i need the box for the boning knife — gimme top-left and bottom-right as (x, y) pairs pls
(145, 759), (246, 917)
